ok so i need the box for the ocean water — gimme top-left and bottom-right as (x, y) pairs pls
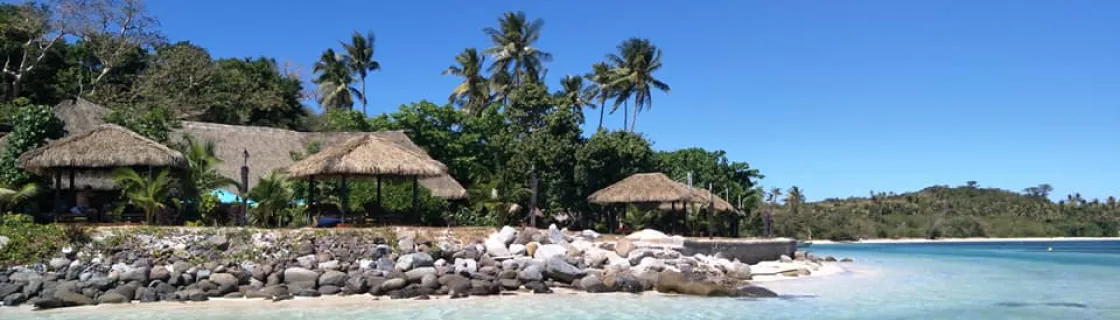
(4, 240), (1119, 320)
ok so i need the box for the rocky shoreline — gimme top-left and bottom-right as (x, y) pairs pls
(0, 225), (849, 310)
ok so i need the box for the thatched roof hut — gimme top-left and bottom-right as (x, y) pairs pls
(657, 187), (740, 213)
(587, 172), (693, 204)
(285, 134), (447, 178)
(55, 97), (111, 135)
(18, 124), (186, 174)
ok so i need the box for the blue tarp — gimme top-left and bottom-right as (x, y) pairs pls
(208, 189), (307, 207)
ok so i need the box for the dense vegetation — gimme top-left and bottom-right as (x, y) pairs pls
(0, 1), (1115, 238)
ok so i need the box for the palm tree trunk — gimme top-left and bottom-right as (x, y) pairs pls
(360, 77), (368, 115)
(623, 100), (629, 131)
(597, 100), (605, 132)
(630, 103), (639, 133)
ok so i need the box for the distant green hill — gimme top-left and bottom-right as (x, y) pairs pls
(769, 185), (1119, 240)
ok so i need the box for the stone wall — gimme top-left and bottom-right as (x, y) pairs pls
(679, 238), (796, 264)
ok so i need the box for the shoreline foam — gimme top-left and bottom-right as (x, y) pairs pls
(811, 237), (1120, 244)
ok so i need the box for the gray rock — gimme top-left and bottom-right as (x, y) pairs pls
(318, 285), (341, 295)
(55, 290), (96, 306)
(171, 261), (193, 274)
(318, 260), (341, 271)
(420, 274), (439, 289)
(726, 262), (752, 280)
(149, 265), (171, 282)
(296, 255), (317, 269)
(395, 253), (435, 272)
(319, 271), (347, 287)
(524, 281), (552, 294)
(380, 278), (407, 292)
(628, 249), (656, 266)
(518, 265), (544, 282)
(196, 268), (211, 279)
(534, 244), (568, 259)
(454, 258), (478, 275)
(405, 267), (436, 282)
(548, 224), (567, 244)
(209, 273), (240, 294)
(49, 258), (71, 271)
(779, 255), (793, 263)
(23, 279), (43, 297)
(499, 278), (521, 290)
(397, 236), (415, 254)
(208, 234), (230, 250)
(345, 276), (369, 294)
(509, 244), (527, 256)
(484, 238), (511, 257)
(544, 257), (586, 283)
(494, 226), (518, 245)
(252, 264), (273, 281)
(4, 292), (27, 306)
(121, 267), (150, 283)
(733, 285), (778, 297)
(97, 292), (130, 304)
(0, 283), (23, 298)
(580, 275), (610, 293)
(0, 236), (8, 250)
(283, 267), (319, 291)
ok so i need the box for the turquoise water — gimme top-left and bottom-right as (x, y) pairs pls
(5, 240), (1120, 320)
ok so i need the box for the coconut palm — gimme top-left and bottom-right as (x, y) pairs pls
(443, 48), (490, 115)
(556, 75), (594, 125)
(341, 31), (381, 114)
(585, 62), (617, 131)
(785, 186), (804, 206)
(312, 49), (357, 109)
(483, 11), (552, 85)
(607, 38), (671, 132)
(248, 171), (292, 228)
(177, 136), (238, 217)
(112, 168), (175, 225)
(0, 182), (39, 211)
(767, 187), (783, 205)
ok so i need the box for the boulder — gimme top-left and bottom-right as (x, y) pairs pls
(318, 285), (341, 295)
(209, 273), (240, 294)
(97, 292), (130, 304)
(440, 274), (471, 298)
(208, 234), (230, 250)
(0, 283), (23, 298)
(149, 265), (171, 282)
(318, 260), (341, 271)
(726, 262), (752, 280)
(525, 242), (540, 257)
(509, 244), (527, 256)
(283, 267), (319, 291)
(468, 279), (499, 296)
(614, 238), (635, 257)
(396, 252), (435, 271)
(405, 267), (437, 282)
(420, 274), (439, 289)
(732, 285), (778, 298)
(524, 281), (552, 294)
(4, 292), (28, 306)
(380, 278), (407, 292)
(655, 270), (731, 297)
(518, 265), (544, 282)
(23, 279), (43, 297)
(484, 238), (511, 257)
(296, 255), (317, 269)
(319, 270), (347, 287)
(544, 257), (586, 283)
(454, 258), (478, 275)
(534, 244), (568, 260)
(514, 228), (546, 245)
(345, 276), (369, 294)
(260, 285), (289, 297)
(397, 232), (416, 254)
(579, 275), (610, 293)
(494, 226), (518, 245)
(547, 224), (567, 244)
(55, 290), (97, 306)
(499, 278), (521, 290)
(49, 258), (71, 271)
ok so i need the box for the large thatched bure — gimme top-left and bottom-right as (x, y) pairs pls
(285, 134), (447, 178)
(587, 172), (693, 204)
(18, 124), (186, 174)
(657, 187), (740, 213)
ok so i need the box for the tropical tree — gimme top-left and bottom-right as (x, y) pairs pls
(607, 38), (671, 132)
(785, 186), (804, 214)
(340, 30), (380, 114)
(483, 11), (552, 85)
(585, 62), (616, 131)
(177, 135), (237, 220)
(556, 75), (594, 124)
(0, 182), (39, 212)
(312, 48), (356, 109)
(112, 168), (175, 225)
(247, 170), (292, 228)
(442, 48), (490, 115)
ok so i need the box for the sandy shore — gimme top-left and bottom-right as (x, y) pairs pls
(811, 237), (1120, 244)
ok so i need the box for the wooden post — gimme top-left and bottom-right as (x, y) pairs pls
(412, 176), (419, 218)
(53, 171), (62, 217)
(376, 175), (382, 210)
(341, 175), (349, 225)
(308, 176), (317, 223)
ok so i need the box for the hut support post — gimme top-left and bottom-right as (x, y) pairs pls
(411, 176), (419, 218)
(376, 176), (382, 210)
(53, 171), (62, 217)
(341, 175), (349, 225)
(308, 176), (317, 223)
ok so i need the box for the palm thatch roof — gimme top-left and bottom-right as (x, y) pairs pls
(18, 124), (187, 174)
(177, 122), (468, 199)
(285, 134), (447, 178)
(657, 187), (740, 213)
(587, 172), (694, 204)
(54, 97), (111, 136)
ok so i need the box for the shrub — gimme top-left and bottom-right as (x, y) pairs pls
(0, 222), (68, 266)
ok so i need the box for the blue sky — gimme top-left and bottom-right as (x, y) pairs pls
(142, 0), (1118, 202)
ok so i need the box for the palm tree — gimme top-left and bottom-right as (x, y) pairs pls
(584, 62), (616, 131)
(112, 168), (175, 225)
(785, 186), (804, 215)
(313, 49), (357, 109)
(443, 48), (490, 115)
(483, 11), (552, 85)
(607, 38), (671, 132)
(178, 136), (238, 218)
(0, 182), (39, 212)
(556, 75), (594, 124)
(248, 171), (292, 228)
(341, 31), (381, 114)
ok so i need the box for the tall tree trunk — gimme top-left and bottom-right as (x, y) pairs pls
(10, 77), (22, 100)
(629, 99), (640, 132)
(360, 77), (368, 115)
(596, 100), (605, 132)
(622, 100), (628, 131)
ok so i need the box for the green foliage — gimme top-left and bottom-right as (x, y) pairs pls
(247, 170), (293, 228)
(0, 222), (71, 266)
(0, 182), (39, 211)
(112, 168), (175, 225)
(320, 108), (373, 131)
(176, 135), (237, 222)
(0, 212), (34, 226)
(575, 130), (657, 199)
(204, 57), (311, 130)
(0, 100), (63, 185)
(104, 105), (181, 143)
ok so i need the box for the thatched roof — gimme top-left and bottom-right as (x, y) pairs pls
(657, 187), (740, 213)
(285, 134), (447, 178)
(176, 122), (468, 199)
(588, 173), (694, 204)
(54, 97), (111, 136)
(18, 124), (187, 174)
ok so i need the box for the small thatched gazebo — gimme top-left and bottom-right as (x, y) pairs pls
(18, 124), (186, 217)
(285, 134), (448, 224)
(587, 172), (695, 233)
(657, 187), (739, 213)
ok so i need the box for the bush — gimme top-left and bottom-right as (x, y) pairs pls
(0, 101), (64, 185)
(0, 222), (69, 266)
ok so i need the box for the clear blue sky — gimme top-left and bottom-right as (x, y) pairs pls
(144, 0), (1119, 202)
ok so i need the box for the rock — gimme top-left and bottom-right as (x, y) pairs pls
(655, 270), (730, 297)
(149, 265), (171, 282)
(318, 260), (341, 271)
(518, 264), (544, 282)
(293, 288), (320, 297)
(494, 226), (518, 244)
(779, 255), (793, 263)
(544, 257), (586, 283)
(582, 248), (613, 269)
(498, 270), (519, 280)
(509, 244), (527, 256)
(55, 290), (97, 306)
(223, 292), (245, 299)
(260, 285), (289, 297)
(380, 278), (407, 292)
(794, 251), (808, 260)
(345, 276), (369, 294)
(0, 236), (8, 250)
(0, 283), (23, 298)
(397, 232), (416, 254)
(296, 255), (317, 269)
(499, 278), (521, 290)
(824, 256), (837, 262)
(283, 267), (319, 291)
(4, 292), (27, 306)
(524, 281), (552, 294)
(609, 273), (645, 293)
(733, 285), (779, 297)
(484, 238), (511, 257)
(365, 277), (387, 295)
(208, 234), (230, 250)
(548, 224), (567, 244)
(396, 252), (435, 271)
(840, 258), (854, 263)
(614, 238), (636, 257)
(209, 273), (240, 294)
(318, 271), (347, 287)
(49, 258), (71, 271)
(628, 249), (656, 266)
(514, 228), (545, 245)
(405, 267), (436, 282)
(97, 292), (130, 304)
(318, 285), (341, 295)
(454, 258), (478, 275)
(137, 287), (158, 302)
(468, 279), (499, 296)
(534, 244), (568, 260)
(726, 262), (752, 280)
(196, 268), (212, 279)
(23, 279), (43, 297)
(581, 229), (601, 239)
(441, 274), (470, 298)
(580, 275), (610, 293)
(252, 264), (273, 282)
(420, 274), (439, 289)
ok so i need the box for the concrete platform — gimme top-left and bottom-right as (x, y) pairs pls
(680, 238), (797, 264)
